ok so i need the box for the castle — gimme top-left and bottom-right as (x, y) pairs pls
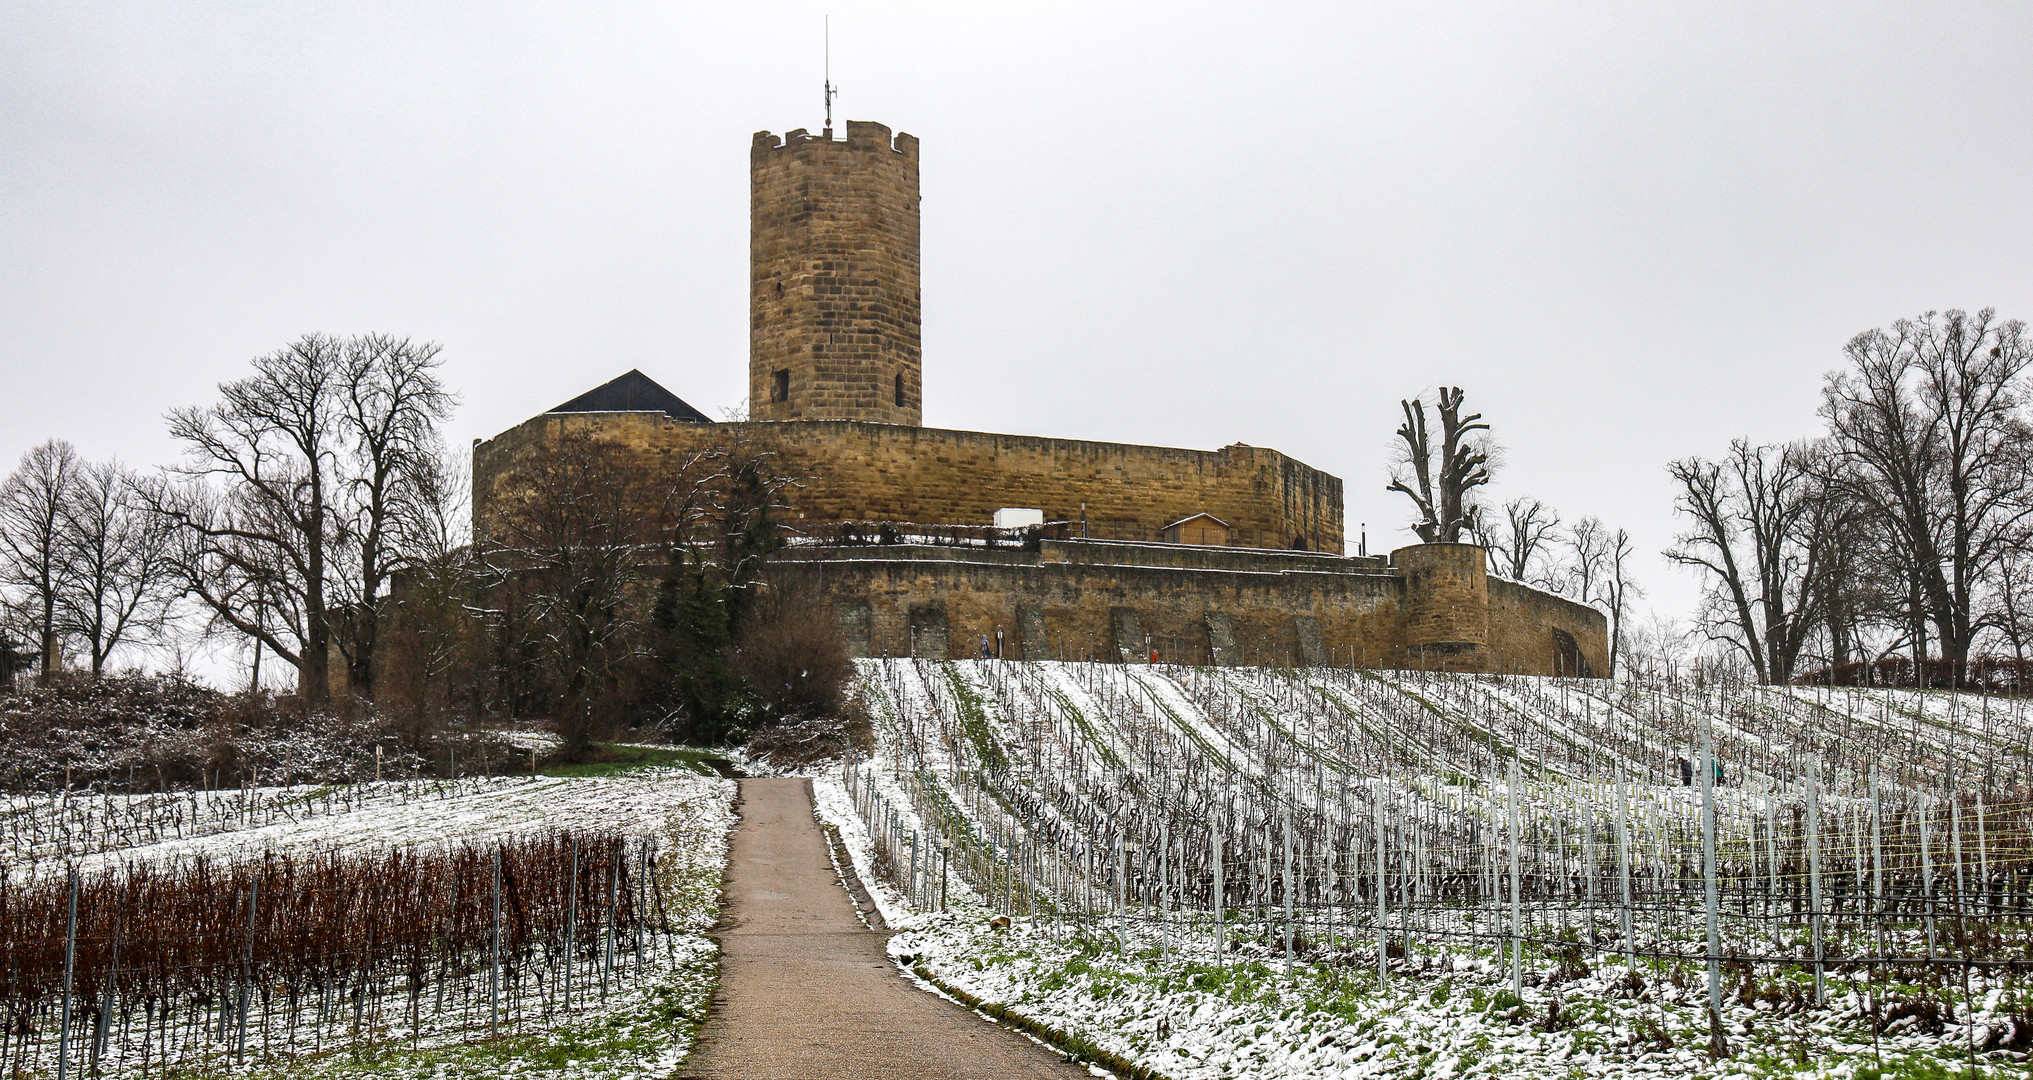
(473, 120), (1607, 675)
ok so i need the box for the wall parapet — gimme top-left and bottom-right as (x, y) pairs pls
(773, 538), (1606, 675)
(752, 120), (918, 158)
(474, 412), (1344, 554)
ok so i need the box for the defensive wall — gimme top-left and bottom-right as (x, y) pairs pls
(472, 411), (1344, 554)
(471, 116), (1610, 677)
(472, 415), (1604, 675)
(770, 539), (1609, 677)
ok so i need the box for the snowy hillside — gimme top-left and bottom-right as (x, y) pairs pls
(828, 659), (2033, 1080)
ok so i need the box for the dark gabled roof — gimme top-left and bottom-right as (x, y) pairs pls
(548, 369), (713, 423)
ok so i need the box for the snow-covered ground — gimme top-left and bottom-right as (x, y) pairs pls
(875, 909), (2023, 1080)
(1, 768), (736, 1079)
(4, 773), (718, 879)
(823, 659), (2033, 1080)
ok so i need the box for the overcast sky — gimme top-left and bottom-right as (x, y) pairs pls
(5, 1), (2031, 645)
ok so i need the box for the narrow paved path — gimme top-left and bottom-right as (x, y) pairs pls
(680, 777), (1087, 1080)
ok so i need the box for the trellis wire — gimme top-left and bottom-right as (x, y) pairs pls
(845, 658), (2033, 1058)
(0, 830), (673, 1077)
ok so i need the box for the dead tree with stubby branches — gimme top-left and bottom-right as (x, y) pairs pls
(1388, 386), (1492, 544)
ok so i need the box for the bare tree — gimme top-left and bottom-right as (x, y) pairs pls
(652, 426), (802, 744)
(375, 450), (482, 740)
(55, 462), (178, 675)
(1994, 541), (2033, 667)
(153, 334), (453, 702)
(1472, 496), (1562, 583)
(479, 432), (664, 753)
(160, 335), (346, 701)
(330, 335), (454, 701)
(1821, 308), (2033, 664)
(1797, 450), (1883, 669)
(0, 440), (83, 682)
(467, 421), (806, 751)
(1599, 527), (1642, 676)
(1623, 611), (1692, 683)
(1519, 510), (1642, 674)
(678, 427), (799, 622)
(1562, 515), (1610, 607)
(1388, 386), (1492, 543)
(1665, 440), (1832, 683)
(154, 478), (308, 683)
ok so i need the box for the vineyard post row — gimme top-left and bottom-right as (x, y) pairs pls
(0, 830), (678, 1078)
(841, 658), (2033, 1059)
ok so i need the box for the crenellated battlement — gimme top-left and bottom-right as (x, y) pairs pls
(749, 117), (922, 426)
(751, 120), (918, 158)
(473, 116), (1610, 676)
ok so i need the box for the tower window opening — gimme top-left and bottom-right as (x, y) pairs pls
(895, 371), (906, 407)
(772, 369), (790, 403)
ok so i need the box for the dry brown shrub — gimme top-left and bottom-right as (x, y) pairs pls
(743, 693), (873, 767)
(725, 581), (852, 733)
(0, 673), (511, 790)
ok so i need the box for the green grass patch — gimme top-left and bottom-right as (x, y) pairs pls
(1046, 686), (1126, 772)
(939, 665), (1011, 772)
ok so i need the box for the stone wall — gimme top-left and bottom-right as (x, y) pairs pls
(1396, 543), (1491, 671)
(1487, 576), (1611, 677)
(469, 417), (1606, 677)
(776, 544), (1407, 666)
(750, 121), (921, 426)
(767, 539), (1606, 676)
(472, 413), (1344, 553)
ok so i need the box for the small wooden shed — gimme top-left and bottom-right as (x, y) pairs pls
(1161, 513), (1231, 547)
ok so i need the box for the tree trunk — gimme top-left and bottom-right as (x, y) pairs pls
(38, 591), (57, 685)
(302, 493), (329, 703)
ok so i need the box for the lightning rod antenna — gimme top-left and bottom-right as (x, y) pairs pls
(823, 16), (837, 137)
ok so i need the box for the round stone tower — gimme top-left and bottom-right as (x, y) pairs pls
(1393, 543), (1492, 671)
(749, 121), (922, 425)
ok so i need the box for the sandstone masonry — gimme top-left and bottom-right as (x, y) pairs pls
(770, 539), (1608, 675)
(470, 116), (1612, 677)
(473, 412), (1341, 554)
(750, 122), (921, 426)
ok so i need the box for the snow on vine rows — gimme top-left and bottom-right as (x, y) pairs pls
(834, 659), (2033, 1079)
(0, 769), (735, 1079)
(2, 772), (726, 879)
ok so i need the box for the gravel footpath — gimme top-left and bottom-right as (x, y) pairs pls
(679, 777), (1089, 1080)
